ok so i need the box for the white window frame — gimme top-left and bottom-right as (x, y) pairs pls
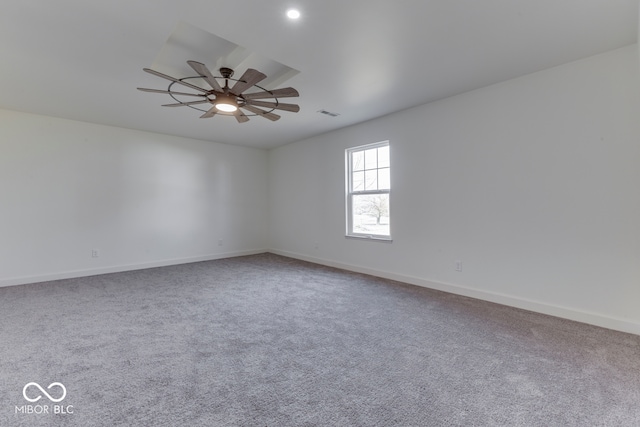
(345, 141), (391, 241)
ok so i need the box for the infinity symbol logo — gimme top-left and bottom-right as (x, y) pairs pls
(22, 382), (67, 403)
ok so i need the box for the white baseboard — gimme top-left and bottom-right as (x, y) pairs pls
(0, 249), (267, 288)
(269, 249), (640, 336)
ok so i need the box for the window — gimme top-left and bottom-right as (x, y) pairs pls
(346, 141), (391, 239)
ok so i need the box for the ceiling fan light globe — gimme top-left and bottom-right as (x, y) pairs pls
(214, 93), (239, 112)
(215, 103), (238, 112)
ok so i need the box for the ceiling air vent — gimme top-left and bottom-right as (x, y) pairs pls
(317, 109), (340, 117)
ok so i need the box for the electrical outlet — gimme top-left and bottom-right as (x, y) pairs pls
(92, 249), (100, 258)
(218, 239), (223, 246)
(455, 260), (462, 272)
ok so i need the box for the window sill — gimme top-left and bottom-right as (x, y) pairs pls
(345, 234), (393, 243)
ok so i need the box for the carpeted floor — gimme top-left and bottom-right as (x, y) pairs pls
(0, 253), (639, 426)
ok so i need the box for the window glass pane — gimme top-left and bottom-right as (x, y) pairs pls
(352, 194), (390, 236)
(352, 171), (364, 191)
(364, 148), (377, 170)
(365, 170), (378, 191)
(352, 151), (365, 172)
(378, 146), (390, 168)
(378, 167), (390, 190)
(347, 142), (390, 238)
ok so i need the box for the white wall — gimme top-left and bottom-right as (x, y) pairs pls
(0, 110), (268, 286)
(268, 45), (640, 334)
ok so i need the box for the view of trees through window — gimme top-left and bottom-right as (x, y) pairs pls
(347, 142), (390, 238)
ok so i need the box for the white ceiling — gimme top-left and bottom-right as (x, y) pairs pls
(1, 0), (638, 149)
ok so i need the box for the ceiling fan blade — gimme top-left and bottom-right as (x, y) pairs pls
(162, 100), (213, 107)
(230, 69), (267, 95)
(199, 106), (218, 118)
(187, 60), (223, 92)
(242, 104), (281, 121)
(137, 88), (206, 97)
(143, 68), (209, 93)
(241, 87), (299, 100)
(245, 100), (300, 113)
(232, 110), (250, 123)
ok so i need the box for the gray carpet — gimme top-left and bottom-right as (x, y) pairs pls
(0, 253), (639, 426)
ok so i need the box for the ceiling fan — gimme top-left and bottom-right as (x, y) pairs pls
(137, 60), (300, 123)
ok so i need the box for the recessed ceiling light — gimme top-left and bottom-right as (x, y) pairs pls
(286, 9), (301, 20)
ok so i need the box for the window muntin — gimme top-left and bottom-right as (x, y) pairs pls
(346, 142), (391, 239)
